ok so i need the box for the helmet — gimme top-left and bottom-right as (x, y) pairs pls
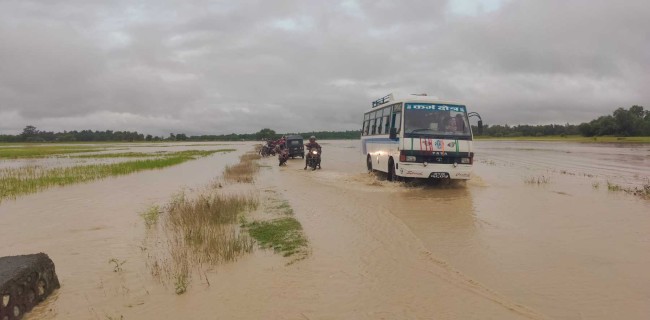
(309, 135), (316, 142)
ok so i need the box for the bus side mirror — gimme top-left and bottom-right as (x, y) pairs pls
(478, 120), (483, 135)
(389, 127), (397, 139)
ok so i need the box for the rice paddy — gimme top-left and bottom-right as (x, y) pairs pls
(0, 149), (233, 202)
(0, 145), (106, 159)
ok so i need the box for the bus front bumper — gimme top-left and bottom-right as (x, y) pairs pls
(397, 163), (472, 180)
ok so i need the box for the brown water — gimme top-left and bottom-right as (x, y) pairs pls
(1, 141), (648, 319)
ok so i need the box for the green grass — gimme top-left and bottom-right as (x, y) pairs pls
(475, 135), (650, 143)
(71, 151), (163, 158)
(0, 150), (230, 202)
(245, 217), (308, 257)
(273, 200), (294, 215)
(71, 149), (235, 159)
(140, 205), (161, 228)
(0, 145), (106, 159)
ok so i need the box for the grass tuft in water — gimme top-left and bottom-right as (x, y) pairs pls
(524, 175), (551, 185)
(223, 152), (260, 183)
(607, 181), (623, 192)
(140, 205), (161, 228)
(606, 181), (650, 199)
(245, 217), (308, 257)
(147, 190), (258, 294)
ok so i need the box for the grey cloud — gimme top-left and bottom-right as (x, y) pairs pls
(1, 0), (649, 135)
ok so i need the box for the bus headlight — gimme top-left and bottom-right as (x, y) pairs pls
(405, 156), (416, 162)
(460, 157), (471, 164)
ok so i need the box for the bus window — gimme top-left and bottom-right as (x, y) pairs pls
(377, 116), (383, 134)
(383, 115), (390, 133)
(371, 118), (377, 135)
(364, 113), (369, 121)
(363, 120), (370, 135)
(392, 111), (402, 133)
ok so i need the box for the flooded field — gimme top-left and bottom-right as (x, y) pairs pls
(1, 141), (648, 319)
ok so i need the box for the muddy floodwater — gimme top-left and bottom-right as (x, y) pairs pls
(1, 141), (649, 319)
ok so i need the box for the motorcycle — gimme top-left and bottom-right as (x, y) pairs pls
(305, 147), (321, 170)
(259, 144), (271, 157)
(277, 147), (289, 166)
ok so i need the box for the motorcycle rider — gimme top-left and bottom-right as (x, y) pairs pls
(276, 144), (289, 166)
(304, 135), (322, 170)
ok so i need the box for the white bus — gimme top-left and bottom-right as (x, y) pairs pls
(361, 93), (482, 181)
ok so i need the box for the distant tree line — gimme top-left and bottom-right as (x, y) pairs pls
(473, 105), (649, 137)
(3, 106), (645, 143)
(0, 126), (361, 143)
(577, 105), (650, 137)
(472, 123), (580, 137)
(0, 125), (150, 142)
(188, 128), (361, 141)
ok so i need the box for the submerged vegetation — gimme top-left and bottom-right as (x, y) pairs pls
(145, 190), (258, 294)
(0, 145), (105, 159)
(143, 148), (308, 294)
(524, 175), (551, 185)
(0, 149), (231, 202)
(244, 217), (308, 257)
(140, 205), (161, 228)
(605, 181), (650, 199)
(166, 192), (258, 260)
(223, 153), (261, 183)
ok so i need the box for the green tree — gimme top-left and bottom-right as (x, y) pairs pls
(255, 128), (276, 140)
(21, 125), (38, 140)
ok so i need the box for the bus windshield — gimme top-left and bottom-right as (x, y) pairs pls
(404, 103), (471, 137)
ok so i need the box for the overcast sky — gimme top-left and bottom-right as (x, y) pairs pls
(1, 0), (648, 136)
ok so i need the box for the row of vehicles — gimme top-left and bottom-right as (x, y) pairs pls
(260, 135), (322, 170)
(259, 135), (305, 158)
(361, 93), (482, 181)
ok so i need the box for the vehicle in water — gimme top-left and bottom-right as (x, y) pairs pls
(361, 93), (482, 181)
(285, 135), (305, 159)
(278, 147), (289, 166)
(305, 147), (321, 170)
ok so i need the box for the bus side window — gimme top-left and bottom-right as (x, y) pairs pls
(383, 115), (390, 133)
(362, 120), (369, 135)
(371, 118), (377, 135)
(377, 117), (383, 134)
(392, 112), (402, 133)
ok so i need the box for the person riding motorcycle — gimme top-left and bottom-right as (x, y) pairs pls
(304, 135), (321, 170)
(275, 144), (289, 166)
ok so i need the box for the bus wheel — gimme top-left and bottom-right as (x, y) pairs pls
(387, 159), (396, 181)
(367, 155), (373, 172)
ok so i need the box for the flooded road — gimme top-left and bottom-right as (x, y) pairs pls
(1, 140), (649, 319)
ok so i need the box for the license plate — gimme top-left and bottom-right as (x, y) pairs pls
(429, 172), (450, 179)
